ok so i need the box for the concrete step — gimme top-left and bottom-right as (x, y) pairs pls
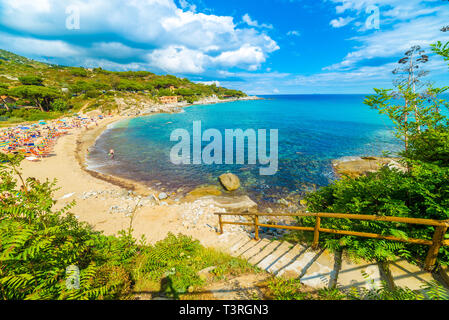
(386, 258), (435, 291)
(336, 254), (383, 292)
(256, 241), (295, 272)
(438, 265), (449, 287)
(227, 233), (248, 247)
(229, 236), (251, 254)
(240, 239), (271, 259)
(268, 243), (308, 274)
(234, 238), (258, 256)
(300, 249), (338, 289)
(277, 247), (318, 279)
(249, 240), (283, 266)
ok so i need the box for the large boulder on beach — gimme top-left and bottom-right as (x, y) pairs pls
(219, 173), (241, 191)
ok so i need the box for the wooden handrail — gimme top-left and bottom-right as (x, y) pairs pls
(214, 212), (449, 227)
(214, 212), (449, 271)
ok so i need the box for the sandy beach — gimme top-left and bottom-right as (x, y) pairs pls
(17, 113), (253, 250)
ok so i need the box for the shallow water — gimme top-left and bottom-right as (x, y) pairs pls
(87, 94), (402, 204)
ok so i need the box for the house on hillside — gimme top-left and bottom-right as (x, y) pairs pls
(169, 86), (176, 92)
(159, 96), (178, 104)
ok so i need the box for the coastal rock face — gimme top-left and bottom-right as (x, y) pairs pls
(332, 156), (406, 178)
(219, 173), (241, 191)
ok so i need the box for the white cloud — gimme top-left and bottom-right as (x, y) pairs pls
(330, 17), (355, 28)
(213, 45), (267, 71)
(242, 13), (273, 29)
(325, 11), (449, 71)
(0, 31), (80, 58)
(329, 0), (443, 29)
(179, 0), (197, 12)
(287, 30), (301, 37)
(147, 45), (208, 74)
(0, 0), (279, 75)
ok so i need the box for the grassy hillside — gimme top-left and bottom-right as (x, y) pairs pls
(0, 49), (246, 124)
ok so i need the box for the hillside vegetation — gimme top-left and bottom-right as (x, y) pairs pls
(0, 49), (246, 123)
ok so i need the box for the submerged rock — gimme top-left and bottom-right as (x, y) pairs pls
(219, 173), (241, 191)
(187, 185), (222, 198)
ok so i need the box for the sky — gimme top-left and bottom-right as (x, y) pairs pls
(0, 0), (448, 94)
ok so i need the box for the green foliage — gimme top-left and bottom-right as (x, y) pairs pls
(132, 233), (257, 298)
(0, 49), (247, 117)
(266, 277), (448, 300)
(69, 67), (88, 77)
(432, 41), (449, 64)
(9, 85), (61, 111)
(0, 154), (255, 300)
(50, 98), (69, 112)
(115, 79), (145, 92)
(19, 75), (44, 86)
(302, 38), (449, 266)
(304, 163), (449, 263)
(0, 108), (66, 123)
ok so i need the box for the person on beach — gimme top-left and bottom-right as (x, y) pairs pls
(108, 149), (115, 160)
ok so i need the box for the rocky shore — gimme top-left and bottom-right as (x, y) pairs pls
(332, 156), (406, 178)
(113, 95), (262, 118)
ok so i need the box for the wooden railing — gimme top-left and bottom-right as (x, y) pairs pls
(214, 212), (449, 271)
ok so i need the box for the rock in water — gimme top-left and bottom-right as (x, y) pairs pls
(219, 173), (241, 191)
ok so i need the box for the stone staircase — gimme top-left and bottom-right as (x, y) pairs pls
(220, 233), (449, 295)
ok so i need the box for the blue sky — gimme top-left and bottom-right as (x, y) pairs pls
(0, 0), (448, 94)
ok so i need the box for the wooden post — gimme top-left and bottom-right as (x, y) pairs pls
(218, 214), (223, 234)
(254, 215), (260, 241)
(312, 216), (321, 249)
(424, 225), (448, 271)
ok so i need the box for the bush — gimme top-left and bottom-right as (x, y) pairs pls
(18, 75), (43, 86)
(303, 161), (449, 264)
(51, 98), (69, 112)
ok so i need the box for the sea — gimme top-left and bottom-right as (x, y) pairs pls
(87, 94), (403, 205)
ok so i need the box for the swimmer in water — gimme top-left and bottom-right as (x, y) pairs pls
(108, 149), (115, 160)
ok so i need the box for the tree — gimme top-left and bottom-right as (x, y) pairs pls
(10, 86), (61, 112)
(18, 75), (44, 86)
(70, 81), (94, 94)
(392, 45), (429, 135)
(50, 98), (69, 112)
(69, 67), (88, 77)
(303, 30), (449, 266)
(0, 83), (10, 111)
(431, 26), (449, 64)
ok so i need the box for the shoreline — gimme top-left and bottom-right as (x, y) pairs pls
(77, 96), (264, 200)
(75, 115), (157, 197)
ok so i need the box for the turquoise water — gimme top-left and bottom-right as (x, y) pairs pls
(88, 95), (402, 204)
